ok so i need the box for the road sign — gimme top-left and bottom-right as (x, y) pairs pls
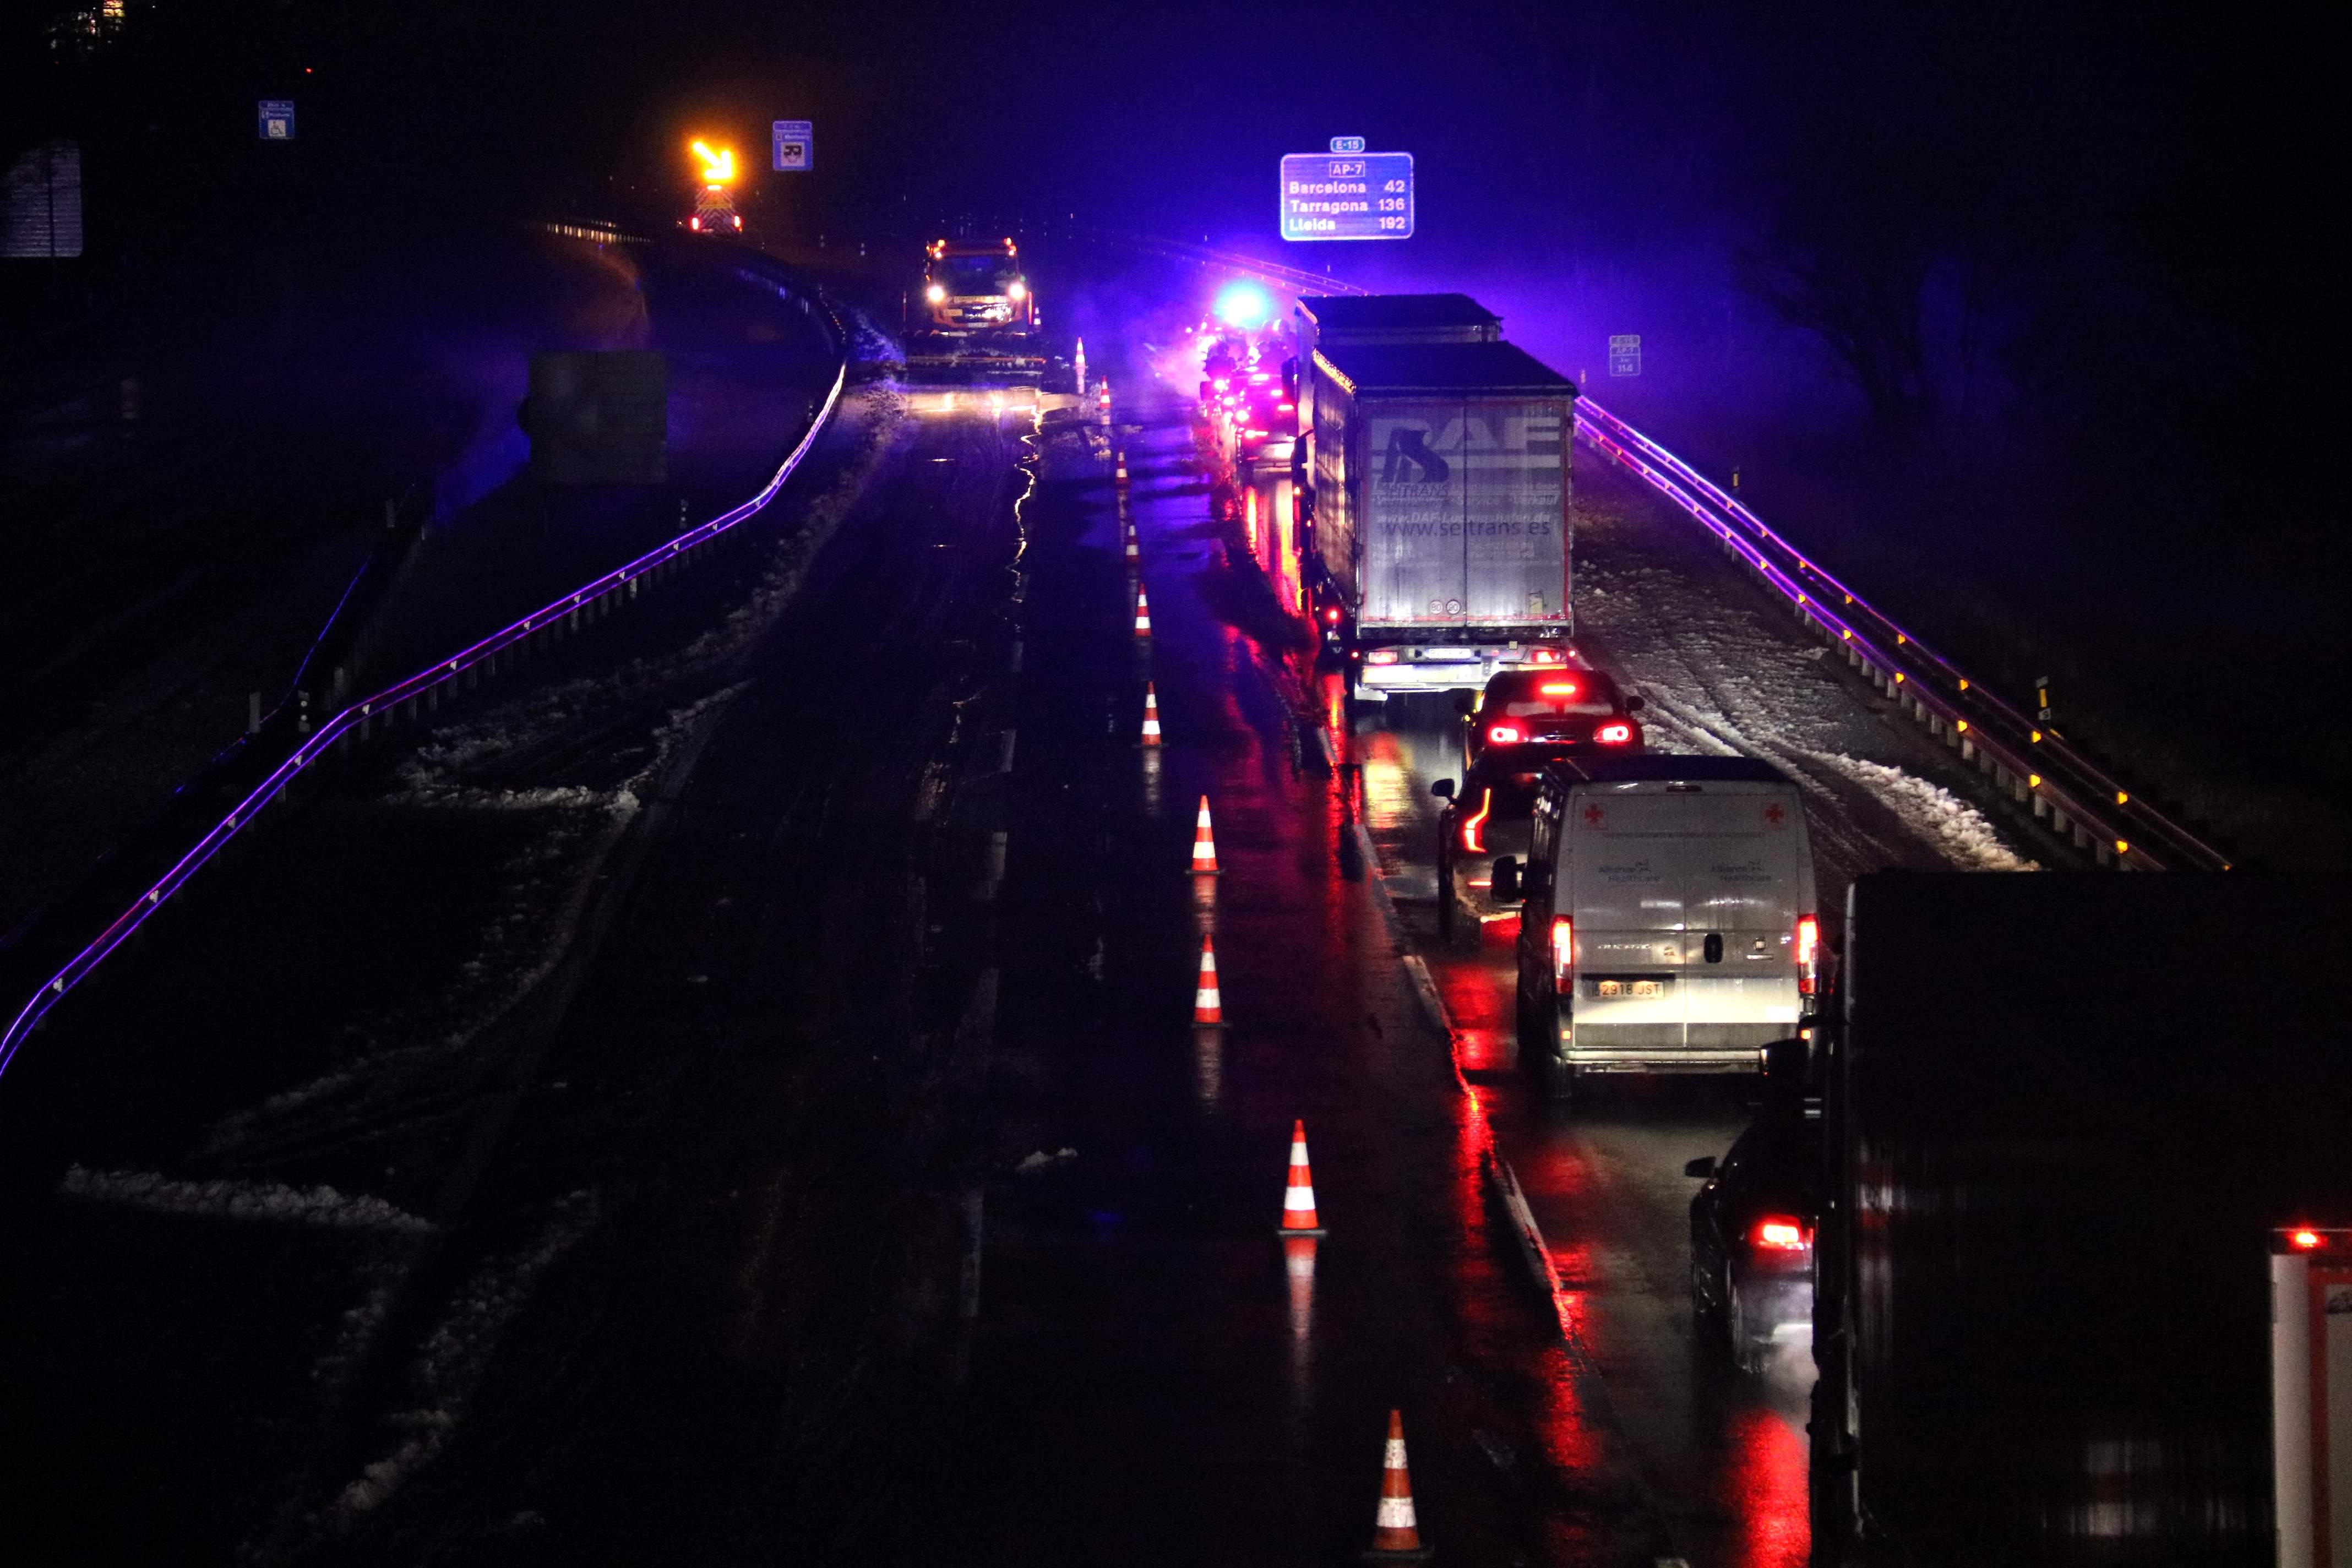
(772, 121), (813, 172)
(258, 100), (295, 141)
(1329, 135), (1366, 154)
(1608, 334), (1641, 377)
(1278, 151), (1413, 242)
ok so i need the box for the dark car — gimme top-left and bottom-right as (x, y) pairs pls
(1460, 667), (1644, 771)
(1430, 755), (1548, 941)
(1685, 1093), (1823, 1371)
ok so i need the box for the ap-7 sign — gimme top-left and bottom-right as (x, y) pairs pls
(1279, 152), (1414, 242)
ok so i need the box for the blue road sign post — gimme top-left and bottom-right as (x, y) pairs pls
(1279, 151), (1413, 242)
(771, 121), (813, 172)
(1609, 334), (1641, 376)
(258, 100), (295, 141)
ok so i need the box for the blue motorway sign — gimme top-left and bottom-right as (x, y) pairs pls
(772, 120), (813, 172)
(1608, 334), (1641, 376)
(258, 100), (295, 140)
(1329, 135), (1366, 154)
(1279, 151), (1413, 242)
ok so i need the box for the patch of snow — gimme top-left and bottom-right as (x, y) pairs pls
(1804, 752), (2038, 872)
(57, 1166), (435, 1234)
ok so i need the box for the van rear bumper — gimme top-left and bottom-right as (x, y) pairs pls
(1564, 1048), (1766, 1074)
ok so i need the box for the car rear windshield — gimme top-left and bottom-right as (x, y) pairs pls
(1487, 669), (1621, 717)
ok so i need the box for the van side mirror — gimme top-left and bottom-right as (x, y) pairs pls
(1490, 857), (1522, 902)
(1430, 778), (1455, 800)
(1624, 694), (1646, 713)
(1683, 1156), (1717, 1179)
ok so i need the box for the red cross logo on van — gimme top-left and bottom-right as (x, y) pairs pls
(1763, 803), (1787, 826)
(1582, 804), (1605, 826)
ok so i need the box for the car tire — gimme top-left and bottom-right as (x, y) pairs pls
(1691, 1255), (1725, 1333)
(1729, 1275), (1772, 1374)
(1435, 848), (1457, 941)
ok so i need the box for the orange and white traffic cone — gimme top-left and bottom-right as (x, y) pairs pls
(1191, 935), (1226, 1028)
(1124, 519), (1141, 561)
(1133, 585), (1153, 638)
(1115, 453), (1130, 488)
(1190, 796), (1222, 875)
(1279, 1119), (1325, 1235)
(1140, 683), (1163, 748)
(1366, 1409), (1431, 1560)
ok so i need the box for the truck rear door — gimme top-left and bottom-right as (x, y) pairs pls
(1359, 398), (1568, 631)
(1565, 789), (1691, 1045)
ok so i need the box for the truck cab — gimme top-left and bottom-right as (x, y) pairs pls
(917, 238), (1033, 336)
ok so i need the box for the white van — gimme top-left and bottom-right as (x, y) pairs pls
(1492, 756), (1820, 1101)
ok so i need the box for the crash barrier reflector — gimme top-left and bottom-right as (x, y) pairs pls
(1190, 796), (1222, 875)
(1366, 1409), (1432, 1560)
(1192, 935), (1226, 1028)
(1140, 683), (1163, 747)
(0, 260), (852, 1081)
(1280, 1118), (1325, 1234)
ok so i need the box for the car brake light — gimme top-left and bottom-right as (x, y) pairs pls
(1487, 724), (1525, 745)
(1461, 788), (1491, 853)
(1365, 650), (1397, 665)
(1751, 1216), (1811, 1251)
(2291, 1228), (2324, 1250)
(1539, 680), (1581, 698)
(1594, 721), (1633, 744)
(1795, 914), (1820, 994)
(1551, 915), (1574, 986)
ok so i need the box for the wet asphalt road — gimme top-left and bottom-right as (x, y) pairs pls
(0, 274), (1949, 1564)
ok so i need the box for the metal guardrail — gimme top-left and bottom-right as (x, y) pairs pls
(1066, 231), (2228, 872)
(1573, 399), (2229, 871)
(0, 265), (851, 1079)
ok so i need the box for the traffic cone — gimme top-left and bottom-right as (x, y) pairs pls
(1279, 1119), (1325, 1234)
(1115, 453), (1130, 488)
(1124, 519), (1141, 561)
(1190, 796), (1222, 875)
(1365, 1410), (1431, 1560)
(1133, 585), (1153, 638)
(1140, 683), (1163, 748)
(1191, 935), (1225, 1028)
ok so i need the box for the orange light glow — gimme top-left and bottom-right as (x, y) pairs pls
(2291, 1228), (2323, 1250)
(690, 139), (737, 185)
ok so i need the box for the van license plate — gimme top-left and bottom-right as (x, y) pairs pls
(1595, 979), (1667, 999)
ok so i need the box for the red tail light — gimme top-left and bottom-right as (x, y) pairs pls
(1487, 724), (1525, 746)
(1795, 914), (1820, 994)
(1461, 788), (1492, 854)
(1528, 648), (1563, 665)
(1594, 721), (1634, 744)
(1750, 1216), (1811, 1251)
(1365, 650), (1398, 665)
(1551, 915), (1574, 986)
(1326, 608), (1341, 624)
(2291, 1228), (2324, 1250)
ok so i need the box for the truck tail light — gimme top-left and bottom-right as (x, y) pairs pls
(1594, 721), (1634, 744)
(1326, 607), (1341, 625)
(1551, 915), (1574, 987)
(1750, 1216), (1812, 1251)
(1461, 789), (1492, 853)
(1365, 650), (1398, 665)
(1528, 647), (1563, 665)
(1487, 724), (1525, 746)
(1795, 914), (1820, 994)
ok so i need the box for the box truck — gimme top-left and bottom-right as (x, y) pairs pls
(1810, 872), (2352, 1566)
(1289, 295), (1576, 700)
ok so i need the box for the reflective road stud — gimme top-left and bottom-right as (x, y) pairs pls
(1192, 935), (1225, 1028)
(1190, 796), (1221, 875)
(1140, 683), (1163, 748)
(1133, 584), (1153, 637)
(1280, 1119), (1325, 1235)
(1365, 1409), (1432, 1561)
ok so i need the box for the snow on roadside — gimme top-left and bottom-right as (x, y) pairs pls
(57, 1166), (435, 1234)
(327, 1191), (599, 1521)
(1804, 751), (2039, 872)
